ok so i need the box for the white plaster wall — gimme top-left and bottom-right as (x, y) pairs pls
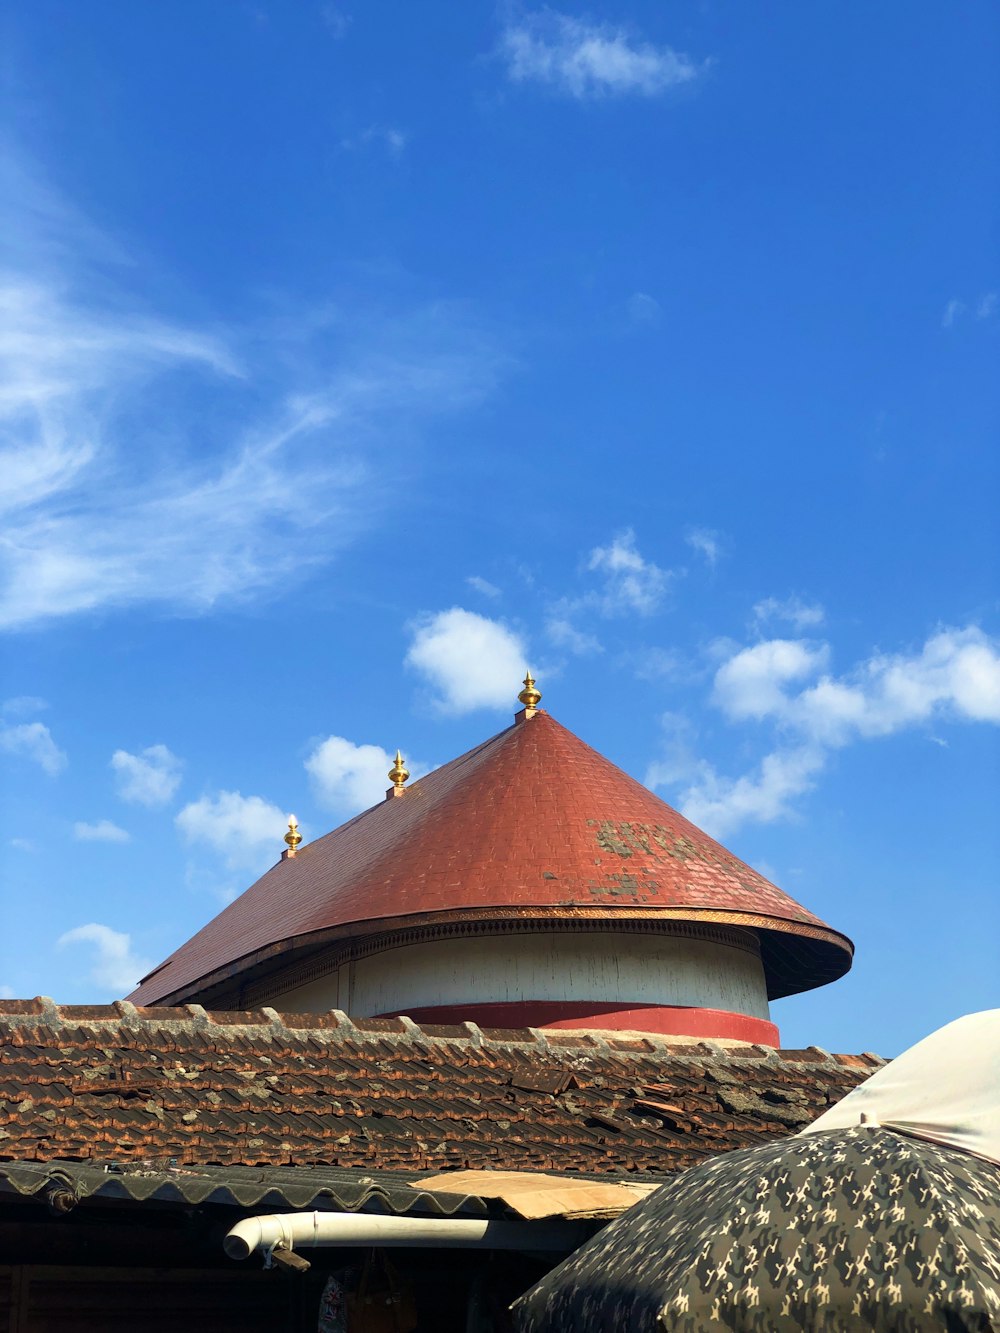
(277, 931), (770, 1020)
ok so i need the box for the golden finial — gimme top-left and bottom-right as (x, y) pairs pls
(388, 749), (409, 791)
(283, 814), (302, 859)
(518, 670), (542, 718)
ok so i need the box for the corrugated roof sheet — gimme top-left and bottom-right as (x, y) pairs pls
(0, 1158), (495, 1216)
(128, 712), (852, 1006)
(0, 999), (882, 1179)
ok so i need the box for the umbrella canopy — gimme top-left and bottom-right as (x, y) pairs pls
(511, 1125), (1000, 1332)
(803, 1009), (1000, 1165)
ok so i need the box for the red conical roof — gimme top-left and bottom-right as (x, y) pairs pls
(130, 711), (852, 1006)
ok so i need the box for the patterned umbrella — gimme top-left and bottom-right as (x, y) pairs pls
(511, 1126), (1000, 1332)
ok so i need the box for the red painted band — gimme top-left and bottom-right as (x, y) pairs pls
(378, 1001), (780, 1046)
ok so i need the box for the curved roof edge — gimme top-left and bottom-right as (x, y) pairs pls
(139, 905), (854, 1008)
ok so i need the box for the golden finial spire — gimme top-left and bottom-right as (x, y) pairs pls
(283, 814), (302, 859)
(388, 749), (409, 793)
(518, 670), (542, 719)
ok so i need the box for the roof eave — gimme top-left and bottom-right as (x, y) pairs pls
(133, 905), (854, 1008)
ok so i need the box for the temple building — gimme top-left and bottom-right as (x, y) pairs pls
(129, 676), (853, 1047)
(0, 677), (876, 1331)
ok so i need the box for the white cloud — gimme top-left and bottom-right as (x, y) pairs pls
(717, 627), (1000, 741)
(0, 984), (14, 998)
(9, 838), (34, 853)
(668, 626), (1000, 835)
(801, 627), (1000, 738)
(0, 151), (502, 630)
(111, 744), (182, 807)
(713, 639), (829, 721)
(466, 575), (501, 599)
(942, 298), (965, 329)
(626, 292), (661, 326)
(406, 607), (528, 713)
(57, 923), (153, 995)
(685, 527), (721, 568)
(73, 818), (130, 843)
(546, 615), (603, 655)
(587, 529), (671, 615)
(175, 790), (288, 872)
(0, 275), (344, 626)
(536, 531), (676, 653)
(0, 720), (67, 774)
(306, 735), (427, 815)
(675, 746), (826, 840)
(752, 595), (825, 630)
(500, 10), (704, 99)
(977, 292), (998, 320)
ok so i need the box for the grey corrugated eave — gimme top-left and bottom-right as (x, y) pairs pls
(0, 1159), (500, 1217)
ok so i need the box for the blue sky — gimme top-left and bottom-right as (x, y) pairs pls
(1, 2), (997, 1057)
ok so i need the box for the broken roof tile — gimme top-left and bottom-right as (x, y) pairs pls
(0, 1000), (880, 1180)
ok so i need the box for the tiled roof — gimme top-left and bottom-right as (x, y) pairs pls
(129, 711), (852, 1006)
(0, 1000), (881, 1178)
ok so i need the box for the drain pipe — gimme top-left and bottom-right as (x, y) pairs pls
(224, 1211), (590, 1262)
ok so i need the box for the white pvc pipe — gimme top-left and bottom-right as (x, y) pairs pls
(224, 1211), (587, 1260)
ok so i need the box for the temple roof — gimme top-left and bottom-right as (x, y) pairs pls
(129, 708), (852, 1007)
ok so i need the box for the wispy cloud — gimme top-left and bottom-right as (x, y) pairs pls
(112, 745), (182, 807)
(644, 710), (700, 790)
(466, 574), (501, 599)
(539, 530), (677, 661)
(57, 922), (152, 995)
(2, 695), (49, 718)
(339, 125), (408, 154)
(0, 151), (502, 630)
(0, 719), (67, 774)
(630, 646), (683, 682)
(626, 292), (662, 327)
(654, 625), (1000, 836)
(587, 529), (672, 615)
(499, 9), (706, 99)
(676, 745), (825, 839)
(685, 527), (722, 568)
(942, 291), (997, 328)
(406, 607), (528, 713)
(320, 5), (351, 39)
(752, 595), (825, 631)
(546, 614), (603, 655)
(73, 819), (130, 843)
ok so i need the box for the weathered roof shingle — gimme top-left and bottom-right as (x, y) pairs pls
(0, 999), (881, 1178)
(129, 713), (852, 1006)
